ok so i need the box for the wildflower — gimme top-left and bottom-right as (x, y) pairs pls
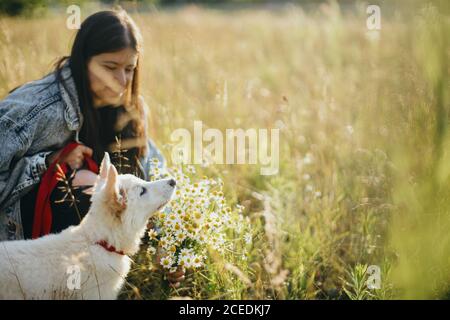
(346, 125), (354, 135)
(175, 230), (187, 242)
(179, 254), (193, 269)
(147, 229), (158, 240)
(244, 232), (252, 245)
(303, 153), (314, 165)
(169, 267), (178, 274)
(160, 256), (174, 269)
(147, 246), (156, 255)
(186, 165), (196, 174)
(192, 255), (203, 268)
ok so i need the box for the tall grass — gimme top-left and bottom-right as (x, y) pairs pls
(0, 0), (449, 299)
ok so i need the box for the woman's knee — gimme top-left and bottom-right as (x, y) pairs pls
(72, 169), (98, 187)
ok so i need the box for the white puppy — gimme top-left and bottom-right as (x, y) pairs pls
(0, 152), (175, 299)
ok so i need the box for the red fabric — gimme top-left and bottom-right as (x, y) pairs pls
(32, 142), (98, 239)
(95, 240), (125, 256)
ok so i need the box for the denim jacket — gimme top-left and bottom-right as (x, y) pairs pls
(0, 62), (165, 241)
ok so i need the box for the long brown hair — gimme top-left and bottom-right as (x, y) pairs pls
(54, 8), (147, 175)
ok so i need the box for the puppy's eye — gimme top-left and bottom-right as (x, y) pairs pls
(140, 186), (147, 196)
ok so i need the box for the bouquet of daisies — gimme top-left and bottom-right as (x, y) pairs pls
(146, 158), (250, 274)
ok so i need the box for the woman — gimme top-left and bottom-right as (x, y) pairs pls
(0, 9), (184, 286)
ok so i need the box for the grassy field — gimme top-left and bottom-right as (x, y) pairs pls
(0, 1), (449, 299)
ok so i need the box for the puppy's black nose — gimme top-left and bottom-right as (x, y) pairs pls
(168, 179), (176, 187)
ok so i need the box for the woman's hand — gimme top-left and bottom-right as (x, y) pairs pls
(154, 247), (186, 288)
(166, 267), (186, 289)
(47, 145), (93, 170)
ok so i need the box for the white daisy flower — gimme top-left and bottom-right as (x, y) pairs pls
(147, 229), (158, 240)
(186, 165), (196, 174)
(147, 246), (156, 255)
(192, 255), (204, 268)
(160, 256), (174, 269)
(244, 232), (252, 245)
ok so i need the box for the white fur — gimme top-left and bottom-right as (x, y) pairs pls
(0, 153), (175, 300)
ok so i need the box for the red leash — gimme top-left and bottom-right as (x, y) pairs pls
(32, 142), (99, 239)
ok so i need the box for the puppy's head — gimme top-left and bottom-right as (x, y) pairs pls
(91, 152), (175, 236)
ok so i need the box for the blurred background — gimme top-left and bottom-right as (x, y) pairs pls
(0, 0), (449, 299)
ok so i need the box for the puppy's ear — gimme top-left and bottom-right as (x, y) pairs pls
(99, 152), (111, 181)
(92, 152), (111, 194)
(105, 164), (118, 196)
(104, 164), (126, 217)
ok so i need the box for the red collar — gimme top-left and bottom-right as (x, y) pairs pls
(95, 240), (126, 256)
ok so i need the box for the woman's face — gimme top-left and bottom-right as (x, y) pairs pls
(87, 47), (138, 107)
